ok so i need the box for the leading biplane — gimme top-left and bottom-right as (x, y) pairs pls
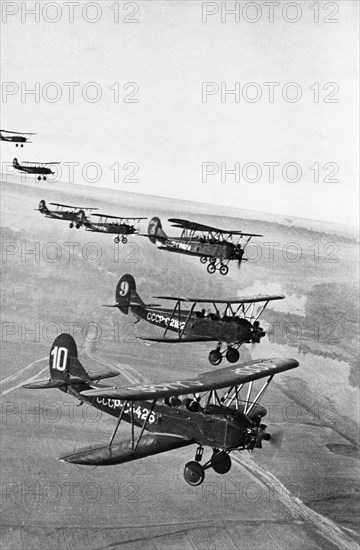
(145, 217), (262, 275)
(37, 200), (99, 228)
(85, 213), (147, 243)
(13, 158), (60, 180)
(0, 129), (36, 146)
(22, 333), (298, 486)
(107, 274), (284, 365)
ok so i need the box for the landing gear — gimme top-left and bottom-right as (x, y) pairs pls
(204, 258), (230, 276)
(225, 347), (239, 364)
(183, 461), (205, 486)
(183, 447), (232, 486)
(69, 222), (74, 229)
(114, 236), (120, 244)
(122, 236), (128, 244)
(75, 223), (80, 229)
(37, 176), (41, 181)
(219, 264), (229, 276)
(209, 349), (222, 366)
(211, 451), (232, 474)
(43, 176), (47, 181)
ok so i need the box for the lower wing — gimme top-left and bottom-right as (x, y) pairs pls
(59, 432), (193, 466)
(138, 336), (217, 343)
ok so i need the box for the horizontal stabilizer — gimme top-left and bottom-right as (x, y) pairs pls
(88, 369), (119, 381)
(59, 433), (192, 466)
(22, 379), (66, 390)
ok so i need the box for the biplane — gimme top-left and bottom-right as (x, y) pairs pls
(0, 129), (36, 146)
(107, 274), (284, 365)
(85, 213), (147, 243)
(145, 217), (262, 275)
(13, 158), (60, 180)
(37, 200), (98, 228)
(22, 333), (298, 486)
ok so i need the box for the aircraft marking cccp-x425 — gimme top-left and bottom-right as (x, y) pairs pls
(145, 217), (262, 275)
(22, 333), (298, 486)
(106, 274), (284, 365)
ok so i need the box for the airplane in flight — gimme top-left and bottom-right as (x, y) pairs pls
(106, 274), (284, 365)
(0, 129), (36, 146)
(22, 333), (298, 486)
(37, 200), (99, 228)
(85, 213), (147, 244)
(145, 217), (262, 275)
(13, 158), (60, 180)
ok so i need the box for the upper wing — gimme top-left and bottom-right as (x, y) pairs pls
(50, 202), (98, 210)
(168, 218), (262, 237)
(81, 357), (299, 400)
(92, 213), (146, 220)
(23, 161), (60, 165)
(154, 295), (285, 304)
(1, 130), (36, 135)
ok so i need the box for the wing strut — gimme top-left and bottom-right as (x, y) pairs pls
(244, 381), (253, 414)
(245, 375), (274, 415)
(179, 303), (196, 339)
(134, 399), (156, 451)
(109, 401), (127, 446)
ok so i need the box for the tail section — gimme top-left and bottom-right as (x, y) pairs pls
(38, 199), (49, 214)
(148, 217), (167, 245)
(114, 274), (145, 314)
(13, 158), (19, 169)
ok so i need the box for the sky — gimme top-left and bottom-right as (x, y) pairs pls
(1, 0), (359, 225)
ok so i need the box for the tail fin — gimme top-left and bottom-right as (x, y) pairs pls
(38, 199), (49, 214)
(13, 158), (19, 168)
(114, 274), (145, 314)
(23, 334), (91, 389)
(148, 217), (167, 244)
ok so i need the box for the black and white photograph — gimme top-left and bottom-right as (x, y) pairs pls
(1, 1), (359, 549)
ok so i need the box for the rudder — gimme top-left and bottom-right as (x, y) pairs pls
(148, 217), (167, 244)
(115, 274), (144, 314)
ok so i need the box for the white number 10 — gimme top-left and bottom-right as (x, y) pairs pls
(51, 346), (68, 372)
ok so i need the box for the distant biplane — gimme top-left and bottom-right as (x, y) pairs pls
(145, 217), (262, 275)
(85, 213), (147, 244)
(0, 129), (36, 146)
(107, 275), (284, 365)
(22, 333), (298, 486)
(13, 158), (60, 180)
(37, 200), (98, 228)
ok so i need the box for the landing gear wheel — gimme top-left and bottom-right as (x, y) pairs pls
(209, 257), (216, 264)
(37, 176), (41, 181)
(200, 256), (207, 264)
(211, 452), (232, 474)
(226, 347), (239, 363)
(184, 461), (205, 486)
(209, 349), (222, 366)
(114, 236), (120, 244)
(207, 263), (216, 275)
(75, 223), (80, 229)
(122, 236), (128, 244)
(16, 144), (19, 147)
(21, 144), (24, 147)
(69, 222), (74, 229)
(219, 264), (229, 276)
(43, 176), (47, 181)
